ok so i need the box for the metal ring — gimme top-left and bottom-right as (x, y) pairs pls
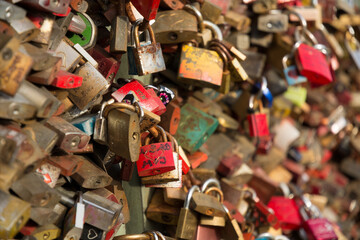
(144, 85), (159, 92)
(286, 10), (307, 29)
(154, 232), (166, 240)
(184, 185), (201, 208)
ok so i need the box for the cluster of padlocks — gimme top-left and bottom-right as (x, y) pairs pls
(1, 0), (360, 239)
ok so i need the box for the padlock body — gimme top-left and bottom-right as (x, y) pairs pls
(267, 196), (302, 230)
(284, 65), (307, 85)
(133, 42), (166, 76)
(137, 142), (175, 177)
(176, 208), (198, 240)
(247, 113), (269, 137)
(303, 218), (337, 240)
(295, 43), (332, 85)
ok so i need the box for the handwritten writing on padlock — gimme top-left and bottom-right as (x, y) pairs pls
(137, 142), (175, 177)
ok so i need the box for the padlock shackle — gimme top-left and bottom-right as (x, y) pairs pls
(204, 187), (224, 203)
(144, 85), (159, 92)
(184, 4), (205, 33)
(203, 20), (223, 41)
(286, 10), (307, 29)
(184, 185), (201, 209)
(222, 204), (233, 221)
(209, 46), (228, 71)
(294, 26), (318, 46)
(103, 102), (143, 122)
(201, 178), (221, 192)
(282, 54), (291, 70)
(209, 40), (233, 61)
(166, 132), (179, 153)
(154, 231), (166, 240)
(113, 233), (152, 240)
(144, 231), (159, 240)
(134, 22), (157, 49)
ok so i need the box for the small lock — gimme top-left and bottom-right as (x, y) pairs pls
(247, 95), (270, 137)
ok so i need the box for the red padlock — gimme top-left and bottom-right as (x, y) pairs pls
(146, 87), (166, 115)
(137, 128), (176, 177)
(267, 196), (302, 230)
(88, 45), (120, 83)
(295, 43), (333, 86)
(247, 95), (269, 137)
(131, 0), (160, 21)
(111, 80), (159, 113)
(51, 70), (83, 89)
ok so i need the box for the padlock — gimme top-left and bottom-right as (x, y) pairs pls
(70, 114), (96, 136)
(241, 50), (267, 79)
(247, 95), (270, 137)
(224, 10), (251, 33)
(0, 125), (28, 165)
(345, 26), (360, 70)
(257, 11), (288, 33)
(112, 80), (160, 114)
(17, 80), (61, 119)
(54, 39), (82, 72)
(71, 157), (112, 189)
(47, 155), (84, 176)
(10, 172), (60, 208)
(26, 12), (55, 44)
(283, 86), (307, 107)
(151, 9), (199, 44)
(89, 45), (120, 83)
(66, 12), (97, 50)
(36, 162), (61, 188)
(178, 42), (223, 88)
(160, 0), (186, 10)
(8, 16), (40, 42)
(300, 196), (337, 240)
(82, 190), (122, 231)
(22, 122), (58, 154)
(103, 102), (142, 162)
(45, 116), (90, 153)
(190, 189), (226, 217)
(50, 70), (83, 89)
(110, 0), (129, 54)
(93, 101), (110, 145)
(282, 53), (307, 85)
(0, 1), (26, 22)
(247, 168), (278, 204)
(145, 86), (167, 115)
(252, 0), (277, 13)
(20, 0), (70, 14)
(146, 189), (180, 225)
(67, 62), (110, 110)
(175, 103), (219, 153)
(209, 45), (231, 94)
(267, 196), (302, 230)
(200, 0), (222, 23)
(129, 21), (166, 76)
(80, 223), (103, 240)
(63, 193), (85, 240)
(0, 33), (33, 96)
(250, 27), (273, 48)
(200, 182), (226, 227)
(221, 204), (244, 240)
(176, 185), (201, 239)
(295, 42), (333, 85)
(159, 101), (181, 135)
(164, 187), (187, 207)
(131, 0), (160, 21)
(137, 127), (175, 177)
(217, 154), (243, 177)
(142, 131), (180, 184)
(0, 190), (31, 238)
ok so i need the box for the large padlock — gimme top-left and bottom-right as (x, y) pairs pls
(267, 196), (302, 230)
(137, 127), (176, 177)
(247, 95), (270, 137)
(110, 0), (129, 54)
(142, 131), (180, 184)
(128, 20), (166, 76)
(146, 189), (180, 225)
(152, 8), (199, 44)
(178, 42), (223, 88)
(103, 102), (142, 162)
(175, 103), (219, 153)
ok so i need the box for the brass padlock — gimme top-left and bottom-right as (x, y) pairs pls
(176, 185), (201, 239)
(22, 122), (59, 154)
(103, 102), (142, 162)
(146, 189), (180, 225)
(10, 172), (60, 208)
(0, 190), (31, 239)
(71, 157), (112, 189)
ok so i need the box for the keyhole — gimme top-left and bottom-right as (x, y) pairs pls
(168, 32), (178, 41)
(5, 6), (12, 19)
(2, 48), (12, 61)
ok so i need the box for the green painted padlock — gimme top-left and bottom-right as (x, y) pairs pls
(66, 13), (97, 50)
(175, 103), (219, 153)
